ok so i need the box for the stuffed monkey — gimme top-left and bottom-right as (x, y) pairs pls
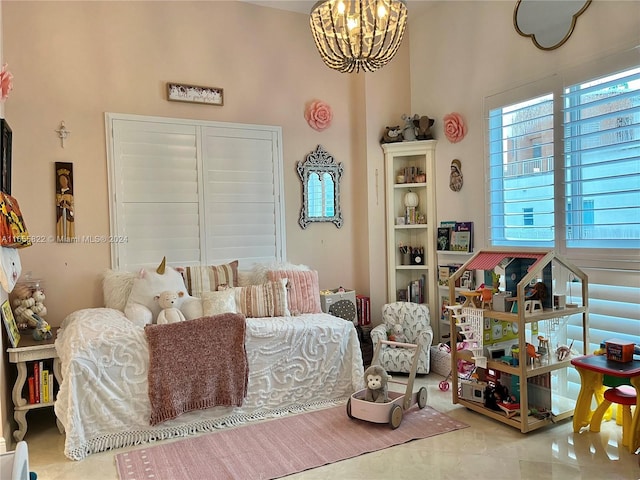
(363, 365), (390, 403)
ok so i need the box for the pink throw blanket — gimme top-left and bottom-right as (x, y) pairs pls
(145, 313), (248, 426)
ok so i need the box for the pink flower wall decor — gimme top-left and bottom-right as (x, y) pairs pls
(443, 112), (467, 143)
(0, 64), (13, 101)
(305, 100), (333, 131)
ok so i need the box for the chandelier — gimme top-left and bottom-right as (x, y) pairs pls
(309, 0), (408, 74)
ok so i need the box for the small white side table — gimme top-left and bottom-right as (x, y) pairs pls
(6, 328), (64, 442)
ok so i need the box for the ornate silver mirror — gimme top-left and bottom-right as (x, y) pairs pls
(297, 145), (343, 229)
(514, 0), (591, 51)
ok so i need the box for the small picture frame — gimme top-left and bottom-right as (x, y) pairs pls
(2, 299), (20, 347)
(1, 119), (12, 195)
(167, 82), (223, 106)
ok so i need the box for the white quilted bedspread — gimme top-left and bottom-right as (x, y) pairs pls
(54, 308), (365, 460)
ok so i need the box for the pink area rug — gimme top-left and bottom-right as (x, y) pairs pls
(115, 403), (468, 480)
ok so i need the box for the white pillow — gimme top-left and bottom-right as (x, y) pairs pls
(102, 269), (136, 311)
(248, 262), (310, 286)
(201, 289), (237, 316)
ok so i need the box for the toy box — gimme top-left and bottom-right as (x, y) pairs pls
(605, 338), (635, 363)
(320, 288), (357, 324)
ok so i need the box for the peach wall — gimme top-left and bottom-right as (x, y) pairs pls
(2, 0), (389, 325)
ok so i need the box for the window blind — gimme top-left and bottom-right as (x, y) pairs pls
(488, 93), (555, 247)
(107, 114), (285, 272)
(563, 67), (640, 249)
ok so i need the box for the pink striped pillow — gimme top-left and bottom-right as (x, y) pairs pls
(268, 270), (321, 315)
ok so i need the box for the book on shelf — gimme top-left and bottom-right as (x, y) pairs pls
(450, 230), (471, 253)
(438, 265), (450, 285)
(442, 263), (463, 287)
(440, 220), (457, 230)
(440, 295), (450, 321)
(42, 369), (50, 403)
(454, 221), (474, 252)
(396, 288), (408, 302)
(406, 275), (426, 304)
(28, 377), (35, 404)
(356, 295), (371, 326)
(28, 360), (55, 404)
(33, 361), (40, 403)
(437, 227), (451, 251)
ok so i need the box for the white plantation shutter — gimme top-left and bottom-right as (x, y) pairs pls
(563, 66), (640, 249)
(200, 125), (284, 266)
(109, 119), (201, 269)
(487, 91), (555, 247)
(107, 114), (285, 272)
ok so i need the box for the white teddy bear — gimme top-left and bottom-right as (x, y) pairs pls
(388, 323), (407, 347)
(155, 290), (187, 325)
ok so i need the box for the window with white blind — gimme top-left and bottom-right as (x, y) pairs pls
(564, 67), (640, 250)
(485, 47), (640, 400)
(106, 113), (286, 272)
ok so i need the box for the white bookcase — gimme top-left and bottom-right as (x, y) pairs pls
(382, 140), (438, 320)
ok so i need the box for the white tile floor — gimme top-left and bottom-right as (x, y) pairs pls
(20, 374), (640, 479)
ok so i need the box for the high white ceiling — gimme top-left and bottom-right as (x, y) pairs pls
(242, 1), (434, 18)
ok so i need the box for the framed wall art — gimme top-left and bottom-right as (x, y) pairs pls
(1, 119), (12, 194)
(167, 82), (224, 106)
(55, 161), (75, 242)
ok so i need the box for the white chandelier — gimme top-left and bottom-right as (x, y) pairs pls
(309, 0), (408, 74)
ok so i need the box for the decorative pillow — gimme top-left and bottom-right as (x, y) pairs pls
(102, 269), (136, 311)
(248, 261), (310, 286)
(202, 289), (237, 316)
(182, 261), (239, 297)
(234, 278), (289, 318)
(267, 270), (321, 315)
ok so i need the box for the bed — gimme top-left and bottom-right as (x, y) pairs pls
(53, 263), (365, 460)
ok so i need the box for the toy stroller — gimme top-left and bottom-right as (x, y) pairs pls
(347, 339), (428, 429)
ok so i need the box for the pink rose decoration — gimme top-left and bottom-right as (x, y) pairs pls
(0, 64), (13, 101)
(443, 112), (466, 143)
(305, 100), (333, 131)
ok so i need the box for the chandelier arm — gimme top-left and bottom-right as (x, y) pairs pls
(333, 3), (355, 63)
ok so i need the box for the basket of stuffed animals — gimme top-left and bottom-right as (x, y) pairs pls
(346, 339), (428, 429)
